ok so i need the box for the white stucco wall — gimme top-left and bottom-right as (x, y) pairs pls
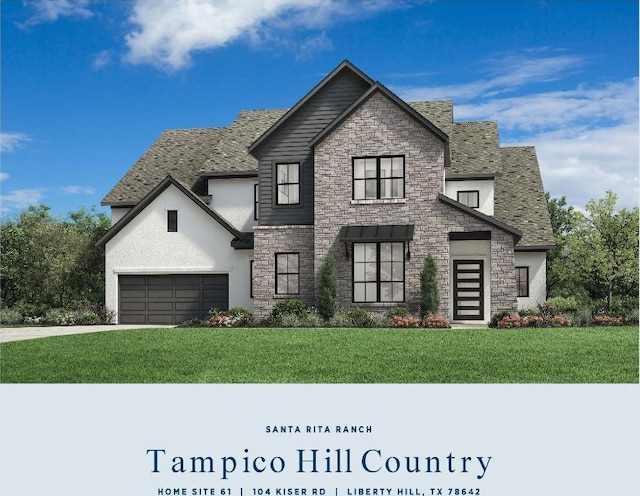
(444, 179), (495, 215)
(449, 239), (491, 324)
(110, 207), (131, 225)
(514, 251), (547, 311)
(208, 177), (257, 232)
(104, 184), (253, 322)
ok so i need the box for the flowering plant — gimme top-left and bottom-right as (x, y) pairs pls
(207, 315), (232, 328)
(497, 315), (525, 328)
(422, 316), (450, 328)
(390, 315), (421, 328)
(548, 315), (572, 327)
(594, 315), (624, 326)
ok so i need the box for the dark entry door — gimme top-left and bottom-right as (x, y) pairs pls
(119, 274), (228, 325)
(453, 260), (484, 320)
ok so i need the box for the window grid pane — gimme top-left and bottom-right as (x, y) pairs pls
(276, 163), (300, 205)
(276, 253), (300, 295)
(352, 242), (405, 303)
(352, 156), (405, 200)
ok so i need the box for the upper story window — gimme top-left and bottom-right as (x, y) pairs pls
(167, 210), (178, 232)
(276, 163), (300, 205)
(254, 184), (259, 220)
(353, 156), (404, 200)
(457, 190), (480, 209)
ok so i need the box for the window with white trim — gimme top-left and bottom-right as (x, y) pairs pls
(353, 242), (405, 302)
(353, 156), (404, 200)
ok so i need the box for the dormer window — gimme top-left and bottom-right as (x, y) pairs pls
(276, 163), (300, 205)
(457, 190), (479, 209)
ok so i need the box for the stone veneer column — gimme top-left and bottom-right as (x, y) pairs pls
(253, 225), (314, 318)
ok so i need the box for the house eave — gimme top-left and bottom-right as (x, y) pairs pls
(438, 193), (523, 241)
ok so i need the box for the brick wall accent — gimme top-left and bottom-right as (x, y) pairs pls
(313, 91), (517, 319)
(253, 225), (314, 318)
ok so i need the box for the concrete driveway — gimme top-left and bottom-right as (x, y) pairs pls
(0, 325), (167, 343)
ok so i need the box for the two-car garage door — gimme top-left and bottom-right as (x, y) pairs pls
(119, 274), (229, 325)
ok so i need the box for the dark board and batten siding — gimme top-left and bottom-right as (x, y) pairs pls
(257, 69), (371, 226)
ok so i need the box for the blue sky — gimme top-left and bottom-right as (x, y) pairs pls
(1, 0), (638, 217)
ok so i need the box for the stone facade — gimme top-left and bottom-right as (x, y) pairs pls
(253, 225), (314, 318)
(313, 91), (518, 320)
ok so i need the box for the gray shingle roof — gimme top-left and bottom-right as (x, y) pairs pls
(101, 127), (224, 205)
(102, 99), (553, 248)
(496, 147), (555, 247)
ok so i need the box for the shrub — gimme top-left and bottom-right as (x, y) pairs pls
(0, 308), (23, 325)
(226, 307), (256, 327)
(43, 308), (102, 326)
(422, 316), (450, 329)
(390, 315), (421, 328)
(208, 315), (232, 327)
(497, 315), (526, 328)
(340, 307), (381, 328)
(593, 315), (624, 326)
(420, 254), (440, 318)
(542, 296), (579, 315)
(177, 318), (208, 328)
(489, 311), (511, 328)
(385, 306), (412, 319)
(548, 315), (572, 327)
(271, 299), (309, 319)
(317, 256), (338, 321)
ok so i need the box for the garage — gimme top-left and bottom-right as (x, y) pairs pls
(118, 274), (229, 325)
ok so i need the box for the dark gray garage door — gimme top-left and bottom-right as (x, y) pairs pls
(119, 274), (229, 325)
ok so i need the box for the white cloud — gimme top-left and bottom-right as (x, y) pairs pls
(0, 189), (45, 212)
(397, 53), (585, 101)
(61, 185), (95, 195)
(93, 50), (113, 70)
(19, 0), (93, 28)
(0, 172), (9, 182)
(123, 0), (407, 70)
(0, 132), (31, 153)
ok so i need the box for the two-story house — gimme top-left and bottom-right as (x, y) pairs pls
(97, 60), (554, 325)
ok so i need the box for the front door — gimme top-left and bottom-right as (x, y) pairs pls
(453, 260), (484, 320)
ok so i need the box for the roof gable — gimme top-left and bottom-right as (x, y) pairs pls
(96, 175), (244, 247)
(310, 82), (449, 148)
(248, 60), (374, 154)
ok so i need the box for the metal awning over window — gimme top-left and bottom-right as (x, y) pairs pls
(338, 224), (415, 242)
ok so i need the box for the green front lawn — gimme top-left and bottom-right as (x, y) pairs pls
(1, 326), (637, 383)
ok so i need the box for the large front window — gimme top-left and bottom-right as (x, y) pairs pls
(353, 242), (404, 302)
(276, 253), (299, 295)
(276, 163), (300, 205)
(353, 156), (404, 200)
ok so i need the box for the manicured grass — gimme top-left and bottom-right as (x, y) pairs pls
(1, 326), (637, 383)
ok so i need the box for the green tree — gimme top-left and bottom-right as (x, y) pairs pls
(317, 256), (338, 321)
(0, 204), (110, 311)
(420, 253), (440, 318)
(545, 193), (580, 297)
(567, 191), (639, 310)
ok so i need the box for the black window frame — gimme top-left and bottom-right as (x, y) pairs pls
(352, 241), (405, 303)
(352, 155), (405, 200)
(167, 210), (178, 232)
(254, 183), (259, 220)
(275, 252), (300, 295)
(516, 266), (529, 297)
(457, 190), (480, 208)
(250, 260), (254, 298)
(275, 162), (301, 206)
